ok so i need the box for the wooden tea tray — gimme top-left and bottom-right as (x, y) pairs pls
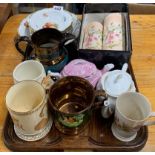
(3, 64), (148, 152)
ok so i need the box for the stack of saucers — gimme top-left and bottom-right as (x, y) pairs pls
(18, 8), (81, 38)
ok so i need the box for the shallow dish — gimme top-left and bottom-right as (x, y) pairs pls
(18, 10), (80, 38)
(29, 8), (72, 32)
(18, 14), (32, 37)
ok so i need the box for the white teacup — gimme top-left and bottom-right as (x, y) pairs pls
(5, 80), (53, 141)
(111, 92), (155, 142)
(13, 60), (46, 84)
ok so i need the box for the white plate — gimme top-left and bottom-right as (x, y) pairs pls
(29, 8), (72, 32)
(18, 14), (32, 37)
(18, 10), (81, 38)
(69, 13), (81, 38)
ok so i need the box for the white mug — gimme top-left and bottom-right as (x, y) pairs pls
(111, 92), (155, 142)
(13, 60), (46, 84)
(5, 80), (53, 141)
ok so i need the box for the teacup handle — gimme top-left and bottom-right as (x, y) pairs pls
(15, 36), (33, 60)
(41, 75), (54, 90)
(41, 71), (63, 91)
(144, 112), (155, 126)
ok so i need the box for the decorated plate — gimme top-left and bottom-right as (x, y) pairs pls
(29, 8), (72, 32)
(18, 14), (32, 37)
(18, 9), (81, 38)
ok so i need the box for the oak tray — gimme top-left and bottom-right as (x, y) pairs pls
(3, 64), (148, 152)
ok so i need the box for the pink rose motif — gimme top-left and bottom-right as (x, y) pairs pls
(94, 37), (98, 41)
(89, 38), (93, 42)
(115, 33), (119, 37)
(106, 32), (115, 44)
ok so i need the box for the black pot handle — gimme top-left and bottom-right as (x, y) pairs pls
(15, 36), (33, 60)
(60, 33), (75, 47)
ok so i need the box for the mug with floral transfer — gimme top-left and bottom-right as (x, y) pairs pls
(5, 80), (53, 141)
(111, 92), (155, 142)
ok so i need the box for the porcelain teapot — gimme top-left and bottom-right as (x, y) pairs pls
(48, 59), (114, 87)
(96, 63), (136, 118)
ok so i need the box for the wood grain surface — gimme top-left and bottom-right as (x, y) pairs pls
(0, 14), (155, 151)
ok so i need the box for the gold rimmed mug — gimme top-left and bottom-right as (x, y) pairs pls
(48, 76), (105, 135)
(5, 80), (53, 141)
(15, 28), (75, 61)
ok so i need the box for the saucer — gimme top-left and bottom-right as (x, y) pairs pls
(18, 9), (81, 38)
(111, 123), (137, 142)
(14, 116), (53, 141)
(29, 8), (73, 32)
(18, 14), (32, 37)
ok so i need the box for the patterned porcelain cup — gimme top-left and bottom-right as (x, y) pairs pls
(103, 13), (124, 50)
(111, 92), (155, 142)
(5, 80), (53, 141)
(82, 21), (103, 50)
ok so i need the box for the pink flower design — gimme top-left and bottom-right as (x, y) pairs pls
(88, 37), (93, 42)
(115, 33), (119, 37)
(94, 37), (98, 41)
(106, 32), (115, 44)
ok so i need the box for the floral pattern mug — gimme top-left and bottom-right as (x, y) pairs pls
(83, 21), (103, 50)
(103, 13), (124, 50)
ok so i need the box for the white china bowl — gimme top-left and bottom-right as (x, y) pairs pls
(18, 9), (81, 38)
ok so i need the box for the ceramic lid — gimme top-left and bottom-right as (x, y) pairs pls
(102, 70), (132, 97)
(61, 59), (97, 78)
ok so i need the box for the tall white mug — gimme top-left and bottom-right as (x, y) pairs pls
(5, 80), (53, 141)
(111, 92), (155, 142)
